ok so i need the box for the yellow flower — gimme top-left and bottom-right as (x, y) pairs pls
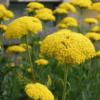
(58, 2), (77, 13)
(71, 0), (92, 8)
(91, 26), (100, 32)
(35, 59), (48, 66)
(57, 17), (78, 29)
(53, 7), (68, 14)
(95, 51), (100, 57)
(25, 83), (54, 100)
(84, 18), (98, 24)
(90, 2), (100, 13)
(19, 43), (32, 49)
(35, 13), (55, 22)
(0, 24), (7, 31)
(96, 15), (100, 21)
(6, 45), (26, 53)
(85, 32), (100, 41)
(36, 8), (53, 14)
(26, 2), (44, 13)
(40, 29), (95, 64)
(4, 16), (42, 39)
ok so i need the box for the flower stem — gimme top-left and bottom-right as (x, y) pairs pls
(62, 65), (68, 100)
(26, 35), (35, 82)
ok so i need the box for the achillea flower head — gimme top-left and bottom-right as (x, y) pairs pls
(25, 83), (54, 100)
(71, 0), (92, 8)
(57, 17), (78, 28)
(58, 2), (77, 13)
(26, 2), (44, 13)
(4, 16), (42, 39)
(35, 59), (48, 66)
(91, 26), (100, 32)
(0, 24), (7, 31)
(6, 45), (26, 53)
(40, 29), (95, 64)
(85, 32), (100, 41)
(84, 18), (98, 24)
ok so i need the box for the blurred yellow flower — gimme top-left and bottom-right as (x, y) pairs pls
(84, 18), (98, 24)
(90, 2), (100, 13)
(58, 2), (77, 13)
(20, 43), (32, 49)
(4, 16), (42, 39)
(53, 7), (68, 14)
(85, 32), (100, 41)
(36, 8), (53, 14)
(35, 59), (48, 66)
(25, 83), (54, 100)
(27, 67), (32, 73)
(6, 45), (26, 53)
(96, 15), (100, 21)
(41, 29), (95, 64)
(95, 51), (100, 57)
(26, 2), (44, 13)
(35, 13), (55, 22)
(71, 0), (92, 8)
(57, 17), (78, 28)
(0, 24), (7, 31)
(91, 26), (100, 32)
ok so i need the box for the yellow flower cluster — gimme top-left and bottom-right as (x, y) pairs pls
(0, 24), (7, 31)
(84, 18), (98, 24)
(71, 0), (92, 8)
(6, 45), (26, 53)
(91, 26), (100, 32)
(53, 8), (68, 14)
(25, 83), (54, 100)
(40, 29), (95, 64)
(35, 8), (55, 22)
(57, 17), (78, 29)
(58, 2), (77, 13)
(90, 2), (100, 13)
(19, 43), (32, 49)
(0, 4), (14, 21)
(95, 51), (100, 57)
(26, 2), (44, 13)
(35, 59), (49, 66)
(4, 16), (42, 39)
(85, 32), (100, 41)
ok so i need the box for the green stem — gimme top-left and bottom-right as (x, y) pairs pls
(26, 35), (35, 82)
(62, 65), (68, 100)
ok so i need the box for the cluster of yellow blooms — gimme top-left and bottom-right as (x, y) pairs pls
(95, 51), (100, 57)
(85, 32), (100, 41)
(71, 0), (92, 8)
(26, 2), (44, 13)
(4, 16), (42, 39)
(25, 83), (54, 100)
(57, 17), (78, 29)
(6, 45), (26, 53)
(0, 24), (7, 31)
(0, 4), (14, 21)
(91, 26), (100, 32)
(35, 59), (49, 66)
(84, 18), (98, 24)
(40, 29), (95, 64)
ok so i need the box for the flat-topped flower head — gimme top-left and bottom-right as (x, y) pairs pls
(26, 2), (44, 13)
(0, 24), (7, 32)
(71, 0), (92, 8)
(85, 32), (100, 41)
(91, 26), (100, 32)
(57, 17), (78, 29)
(4, 16), (42, 39)
(25, 83), (54, 100)
(84, 18), (98, 24)
(58, 2), (77, 13)
(40, 29), (95, 64)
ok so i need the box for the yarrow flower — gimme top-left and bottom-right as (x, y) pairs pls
(58, 2), (77, 13)
(57, 17), (78, 29)
(0, 4), (14, 21)
(95, 51), (100, 57)
(84, 18), (98, 24)
(19, 43), (32, 49)
(4, 16), (42, 39)
(71, 0), (92, 8)
(35, 59), (49, 66)
(40, 29), (95, 64)
(25, 83), (54, 100)
(0, 24), (7, 32)
(26, 2), (44, 13)
(6, 45), (26, 53)
(85, 32), (100, 41)
(91, 26), (100, 32)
